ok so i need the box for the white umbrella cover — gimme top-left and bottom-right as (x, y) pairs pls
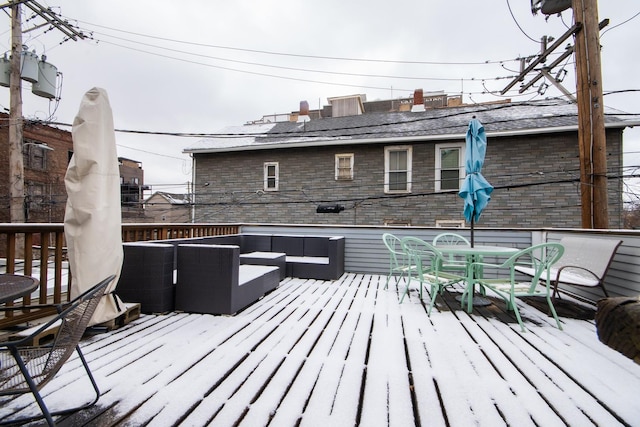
(64, 87), (125, 326)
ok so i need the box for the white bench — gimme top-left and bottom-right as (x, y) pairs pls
(515, 236), (622, 299)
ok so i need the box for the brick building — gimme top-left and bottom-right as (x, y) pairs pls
(0, 114), (73, 223)
(0, 114), (150, 223)
(185, 94), (639, 228)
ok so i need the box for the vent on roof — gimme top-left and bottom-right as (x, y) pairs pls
(327, 94), (365, 117)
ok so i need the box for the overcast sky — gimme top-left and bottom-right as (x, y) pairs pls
(1, 1), (638, 197)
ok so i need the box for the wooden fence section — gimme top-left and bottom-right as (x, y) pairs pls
(121, 223), (240, 242)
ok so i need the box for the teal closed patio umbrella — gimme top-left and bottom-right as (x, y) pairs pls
(457, 117), (493, 306)
(458, 117), (493, 247)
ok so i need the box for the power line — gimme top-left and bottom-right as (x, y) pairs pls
(505, 0), (539, 43)
(91, 31), (517, 84)
(72, 18), (517, 66)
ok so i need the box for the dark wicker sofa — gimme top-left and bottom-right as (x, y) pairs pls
(116, 234), (345, 314)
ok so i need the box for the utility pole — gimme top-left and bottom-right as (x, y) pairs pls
(503, 1), (609, 229)
(8, 2), (24, 222)
(3, 0), (85, 223)
(573, 0), (609, 228)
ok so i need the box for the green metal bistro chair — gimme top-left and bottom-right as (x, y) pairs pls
(401, 237), (466, 314)
(432, 232), (471, 273)
(0, 275), (115, 426)
(469, 243), (565, 332)
(382, 233), (414, 289)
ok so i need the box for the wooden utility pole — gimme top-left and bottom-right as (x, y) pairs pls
(573, 0), (609, 228)
(8, 2), (24, 223)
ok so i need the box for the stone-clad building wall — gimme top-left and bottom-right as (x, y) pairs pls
(193, 129), (623, 228)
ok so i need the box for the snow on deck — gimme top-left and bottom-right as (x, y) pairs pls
(2, 273), (639, 426)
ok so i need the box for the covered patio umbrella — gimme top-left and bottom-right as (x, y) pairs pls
(458, 117), (493, 247)
(64, 87), (125, 326)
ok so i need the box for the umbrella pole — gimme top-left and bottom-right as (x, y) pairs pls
(468, 208), (491, 307)
(470, 215), (475, 248)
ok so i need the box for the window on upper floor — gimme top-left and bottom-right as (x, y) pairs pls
(384, 146), (412, 193)
(335, 153), (354, 180)
(23, 140), (48, 171)
(264, 162), (279, 191)
(435, 143), (465, 192)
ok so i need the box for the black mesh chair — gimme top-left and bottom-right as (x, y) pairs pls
(0, 275), (115, 426)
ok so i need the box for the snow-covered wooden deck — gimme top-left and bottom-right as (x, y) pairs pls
(2, 273), (639, 426)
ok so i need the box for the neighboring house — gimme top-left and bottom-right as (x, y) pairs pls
(119, 157), (150, 222)
(184, 92), (640, 228)
(144, 191), (191, 223)
(0, 113), (73, 223)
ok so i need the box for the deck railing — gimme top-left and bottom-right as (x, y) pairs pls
(0, 223), (239, 328)
(3, 222), (638, 329)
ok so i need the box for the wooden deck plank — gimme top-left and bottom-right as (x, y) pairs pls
(230, 277), (365, 426)
(331, 275), (387, 425)
(2, 274), (639, 427)
(456, 302), (634, 426)
(174, 276), (361, 426)
(265, 274), (372, 427)
(126, 280), (336, 426)
(358, 274), (415, 427)
(297, 274), (374, 426)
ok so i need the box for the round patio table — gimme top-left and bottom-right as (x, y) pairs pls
(0, 274), (39, 304)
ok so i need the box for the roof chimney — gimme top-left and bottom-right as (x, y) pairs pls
(297, 100), (310, 123)
(411, 89), (425, 112)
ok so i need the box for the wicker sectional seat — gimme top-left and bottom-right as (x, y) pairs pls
(116, 234), (345, 314)
(175, 244), (280, 315)
(153, 233), (345, 281)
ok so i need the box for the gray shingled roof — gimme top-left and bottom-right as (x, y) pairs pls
(184, 99), (640, 154)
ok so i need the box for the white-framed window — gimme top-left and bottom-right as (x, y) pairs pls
(435, 143), (465, 192)
(384, 146), (412, 193)
(23, 139), (48, 171)
(264, 162), (279, 191)
(335, 153), (354, 180)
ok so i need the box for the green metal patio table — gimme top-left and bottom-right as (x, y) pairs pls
(436, 245), (519, 313)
